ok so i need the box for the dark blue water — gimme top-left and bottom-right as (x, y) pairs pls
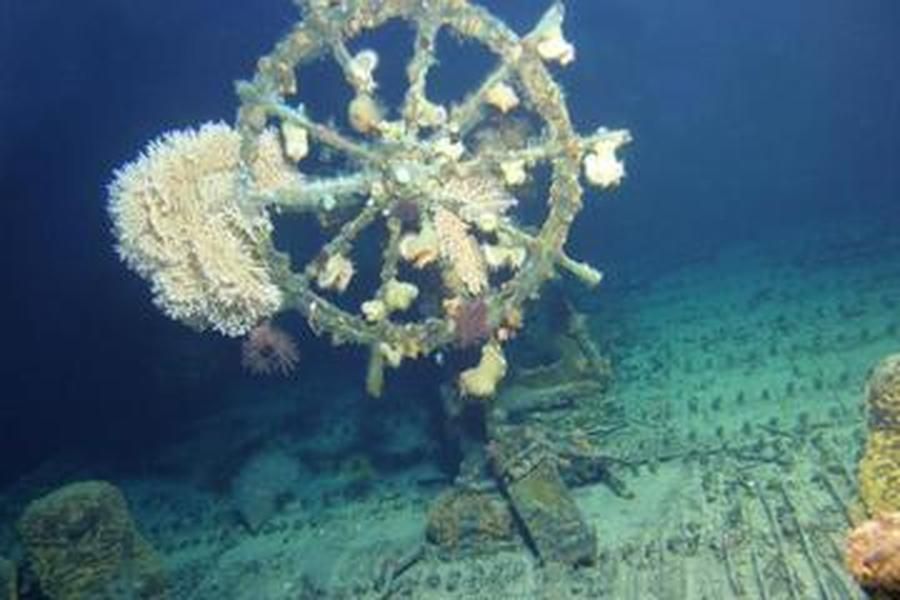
(1, 0), (898, 490)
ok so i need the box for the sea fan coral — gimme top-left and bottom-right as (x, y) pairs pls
(108, 122), (296, 336)
(433, 207), (488, 296)
(434, 174), (517, 228)
(846, 512), (900, 592)
(241, 321), (299, 375)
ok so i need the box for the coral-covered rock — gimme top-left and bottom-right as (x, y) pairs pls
(490, 426), (597, 566)
(846, 512), (900, 593)
(17, 480), (167, 600)
(859, 354), (900, 514)
(859, 430), (900, 515)
(425, 488), (516, 553)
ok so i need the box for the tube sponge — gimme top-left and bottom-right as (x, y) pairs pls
(108, 122), (296, 336)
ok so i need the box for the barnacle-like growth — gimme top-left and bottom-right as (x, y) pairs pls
(109, 0), (631, 395)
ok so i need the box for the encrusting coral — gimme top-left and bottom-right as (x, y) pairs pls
(459, 341), (508, 398)
(485, 82), (520, 114)
(849, 354), (900, 595)
(108, 0), (631, 395)
(858, 354), (900, 515)
(426, 487), (516, 551)
(16, 481), (168, 600)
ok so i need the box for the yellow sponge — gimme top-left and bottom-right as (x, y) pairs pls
(859, 429), (900, 514)
(859, 354), (900, 514)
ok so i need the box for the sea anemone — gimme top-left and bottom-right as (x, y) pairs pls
(452, 297), (491, 349)
(241, 321), (300, 376)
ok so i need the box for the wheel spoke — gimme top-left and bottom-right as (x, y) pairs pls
(254, 172), (373, 213)
(402, 20), (442, 134)
(266, 102), (379, 164)
(303, 199), (383, 281)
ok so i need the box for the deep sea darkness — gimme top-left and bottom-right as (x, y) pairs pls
(1, 0), (898, 486)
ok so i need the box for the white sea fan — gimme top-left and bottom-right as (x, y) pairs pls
(108, 122), (297, 336)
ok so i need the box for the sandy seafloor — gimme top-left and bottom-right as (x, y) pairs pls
(2, 214), (896, 599)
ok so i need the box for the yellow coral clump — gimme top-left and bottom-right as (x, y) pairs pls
(500, 159), (527, 187)
(536, 25), (575, 66)
(362, 299), (387, 322)
(281, 121), (309, 162)
(108, 122), (296, 336)
(433, 207), (488, 296)
(482, 243), (526, 271)
(583, 130), (629, 189)
(348, 49), (379, 93)
(361, 280), (418, 323)
(383, 279), (419, 312)
(459, 341), (507, 398)
(399, 222), (440, 268)
(348, 94), (383, 134)
(316, 254), (355, 293)
(486, 82), (520, 114)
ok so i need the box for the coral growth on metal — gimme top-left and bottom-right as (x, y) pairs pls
(231, 0), (631, 392)
(227, 1), (628, 393)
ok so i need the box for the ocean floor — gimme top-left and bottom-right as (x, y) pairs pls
(3, 217), (898, 599)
